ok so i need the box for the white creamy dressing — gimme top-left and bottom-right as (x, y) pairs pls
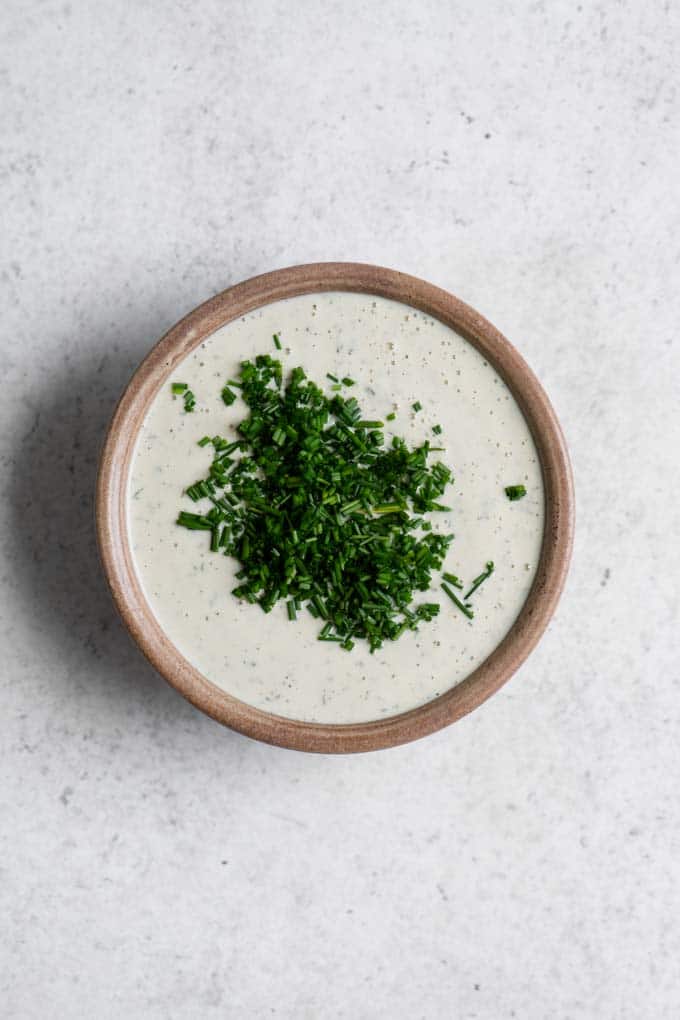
(128, 292), (544, 723)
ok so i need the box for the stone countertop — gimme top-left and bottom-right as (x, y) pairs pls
(2, 2), (678, 1017)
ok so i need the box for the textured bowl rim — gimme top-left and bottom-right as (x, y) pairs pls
(96, 262), (574, 753)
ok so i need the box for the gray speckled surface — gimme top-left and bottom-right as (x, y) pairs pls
(1, 2), (679, 1017)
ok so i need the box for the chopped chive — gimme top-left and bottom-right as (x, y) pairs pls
(505, 484), (527, 501)
(273, 333), (282, 350)
(183, 390), (196, 412)
(174, 349), (456, 653)
(326, 373), (339, 383)
(342, 377), (355, 387)
(386, 411), (396, 421)
(465, 561), (495, 600)
(171, 382), (188, 394)
(441, 582), (474, 619)
(177, 511), (213, 530)
(442, 572), (463, 589)
(412, 401), (422, 412)
(432, 424), (442, 435)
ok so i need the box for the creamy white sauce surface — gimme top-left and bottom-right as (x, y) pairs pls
(128, 292), (544, 723)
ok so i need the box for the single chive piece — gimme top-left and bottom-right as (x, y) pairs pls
(442, 572), (463, 589)
(273, 333), (282, 350)
(171, 382), (188, 394)
(505, 484), (527, 501)
(183, 390), (196, 412)
(177, 511), (213, 530)
(372, 503), (405, 514)
(432, 424), (442, 435)
(286, 599), (297, 620)
(326, 373), (339, 383)
(386, 411), (396, 421)
(465, 561), (495, 600)
(221, 386), (237, 406)
(441, 582), (474, 619)
(197, 436), (212, 447)
(331, 383), (342, 391)
(221, 440), (243, 456)
(342, 377), (355, 387)
(412, 401), (422, 412)
(356, 420), (383, 429)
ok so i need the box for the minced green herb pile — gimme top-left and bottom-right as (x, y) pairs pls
(176, 352), (460, 652)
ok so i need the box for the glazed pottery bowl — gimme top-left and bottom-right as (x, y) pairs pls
(96, 263), (574, 753)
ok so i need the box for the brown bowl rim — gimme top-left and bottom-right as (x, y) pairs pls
(96, 262), (574, 753)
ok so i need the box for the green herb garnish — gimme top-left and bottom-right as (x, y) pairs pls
(386, 411), (396, 421)
(177, 510), (213, 530)
(505, 484), (527, 501)
(465, 561), (494, 599)
(441, 582), (474, 619)
(177, 353), (455, 652)
(172, 381), (196, 411)
(273, 333), (282, 350)
(412, 401), (422, 412)
(342, 377), (355, 387)
(432, 424), (442, 435)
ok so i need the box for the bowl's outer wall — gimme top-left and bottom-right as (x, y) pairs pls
(96, 263), (574, 753)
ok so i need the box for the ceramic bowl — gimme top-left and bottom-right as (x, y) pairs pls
(96, 263), (574, 752)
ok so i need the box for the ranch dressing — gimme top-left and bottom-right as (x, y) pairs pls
(128, 292), (544, 724)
